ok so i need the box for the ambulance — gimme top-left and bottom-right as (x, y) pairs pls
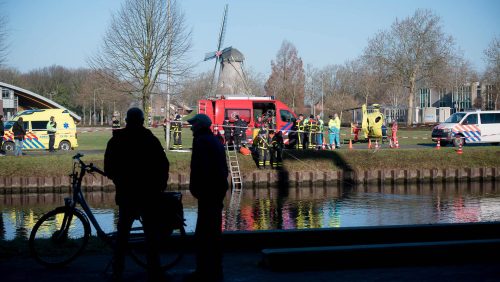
(2, 109), (78, 151)
(198, 96), (297, 146)
(431, 110), (500, 146)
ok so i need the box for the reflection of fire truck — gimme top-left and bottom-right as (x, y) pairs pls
(198, 96), (297, 145)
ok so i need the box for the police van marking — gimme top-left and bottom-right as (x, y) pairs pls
(452, 125), (481, 142)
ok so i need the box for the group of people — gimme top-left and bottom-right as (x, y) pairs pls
(295, 113), (342, 150)
(221, 115), (248, 151)
(252, 128), (284, 169)
(0, 115), (58, 156)
(105, 108), (227, 282)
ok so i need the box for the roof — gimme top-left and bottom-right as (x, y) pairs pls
(221, 47), (245, 62)
(0, 81), (81, 122)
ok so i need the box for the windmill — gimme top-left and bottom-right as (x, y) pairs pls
(204, 4), (229, 95)
(204, 5), (249, 96)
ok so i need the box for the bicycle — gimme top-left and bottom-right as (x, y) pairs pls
(28, 153), (186, 270)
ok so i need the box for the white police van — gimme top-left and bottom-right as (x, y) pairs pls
(431, 110), (500, 146)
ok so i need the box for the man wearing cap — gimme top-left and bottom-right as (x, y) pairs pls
(46, 116), (57, 152)
(104, 107), (170, 281)
(187, 113), (228, 282)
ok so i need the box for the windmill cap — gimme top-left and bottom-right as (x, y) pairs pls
(187, 114), (212, 127)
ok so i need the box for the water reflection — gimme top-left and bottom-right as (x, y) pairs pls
(1, 181), (499, 240)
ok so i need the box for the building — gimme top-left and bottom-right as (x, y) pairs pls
(417, 82), (497, 123)
(149, 93), (193, 123)
(0, 81), (81, 122)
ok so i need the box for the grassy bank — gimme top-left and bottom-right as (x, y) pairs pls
(0, 127), (499, 177)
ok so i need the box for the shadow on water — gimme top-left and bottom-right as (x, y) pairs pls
(271, 150), (355, 230)
(279, 149), (357, 186)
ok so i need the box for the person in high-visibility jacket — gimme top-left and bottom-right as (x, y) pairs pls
(316, 114), (324, 150)
(302, 115), (310, 149)
(171, 114), (183, 149)
(328, 113), (341, 149)
(295, 114), (305, 150)
(253, 129), (270, 169)
(307, 115), (317, 149)
(269, 130), (284, 169)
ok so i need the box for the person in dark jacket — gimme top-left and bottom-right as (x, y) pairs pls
(0, 115), (5, 155)
(111, 115), (121, 130)
(171, 114), (183, 149)
(233, 115), (244, 150)
(222, 116), (232, 145)
(269, 130), (284, 169)
(12, 117), (26, 156)
(186, 114), (228, 282)
(104, 107), (170, 282)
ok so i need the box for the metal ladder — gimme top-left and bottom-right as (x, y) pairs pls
(225, 144), (243, 230)
(226, 144), (243, 192)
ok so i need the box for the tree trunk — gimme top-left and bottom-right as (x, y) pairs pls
(407, 75), (416, 126)
(142, 93), (150, 126)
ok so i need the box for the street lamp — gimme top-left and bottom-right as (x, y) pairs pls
(93, 88), (102, 126)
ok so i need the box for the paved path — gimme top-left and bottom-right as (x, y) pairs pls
(2, 251), (500, 282)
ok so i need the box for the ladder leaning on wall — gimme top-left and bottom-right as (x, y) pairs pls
(226, 144), (243, 192)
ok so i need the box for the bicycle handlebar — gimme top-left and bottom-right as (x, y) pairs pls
(72, 153), (106, 176)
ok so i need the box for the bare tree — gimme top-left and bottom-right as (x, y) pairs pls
(304, 64), (319, 115)
(483, 36), (500, 110)
(265, 40), (305, 113)
(243, 67), (266, 96)
(179, 71), (212, 107)
(364, 9), (455, 125)
(89, 0), (192, 120)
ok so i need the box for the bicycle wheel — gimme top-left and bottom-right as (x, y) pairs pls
(29, 207), (91, 267)
(128, 218), (186, 270)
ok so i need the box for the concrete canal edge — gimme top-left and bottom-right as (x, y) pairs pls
(0, 167), (499, 192)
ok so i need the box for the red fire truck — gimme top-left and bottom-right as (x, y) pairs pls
(198, 96), (297, 146)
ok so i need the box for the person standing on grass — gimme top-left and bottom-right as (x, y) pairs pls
(46, 116), (57, 152)
(330, 113), (341, 149)
(171, 114), (183, 150)
(12, 117), (26, 156)
(104, 107), (170, 282)
(186, 113), (228, 282)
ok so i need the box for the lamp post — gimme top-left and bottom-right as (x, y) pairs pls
(93, 88), (101, 126)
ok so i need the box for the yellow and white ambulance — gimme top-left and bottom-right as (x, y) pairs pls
(2, 109), (78, 151)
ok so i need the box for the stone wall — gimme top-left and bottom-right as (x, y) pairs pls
(0, 168), (499, 193)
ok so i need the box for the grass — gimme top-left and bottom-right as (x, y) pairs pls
(0, 127), (498, 177)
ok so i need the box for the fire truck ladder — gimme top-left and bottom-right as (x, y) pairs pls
(226, 144), (243, 192)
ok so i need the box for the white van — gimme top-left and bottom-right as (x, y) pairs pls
(431, 110), (500, 146)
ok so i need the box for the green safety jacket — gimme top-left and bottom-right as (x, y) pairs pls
(46, 121), (57, 134)
(317, 119), (324, 133)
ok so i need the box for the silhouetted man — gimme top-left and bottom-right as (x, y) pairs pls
(187, 114), (228, 282)
(104, 107), (170, 282)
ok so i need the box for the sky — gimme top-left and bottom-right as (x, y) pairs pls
(2, 0), (500, 77)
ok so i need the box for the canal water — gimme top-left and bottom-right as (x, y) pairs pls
(1, 181), (499, 240)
